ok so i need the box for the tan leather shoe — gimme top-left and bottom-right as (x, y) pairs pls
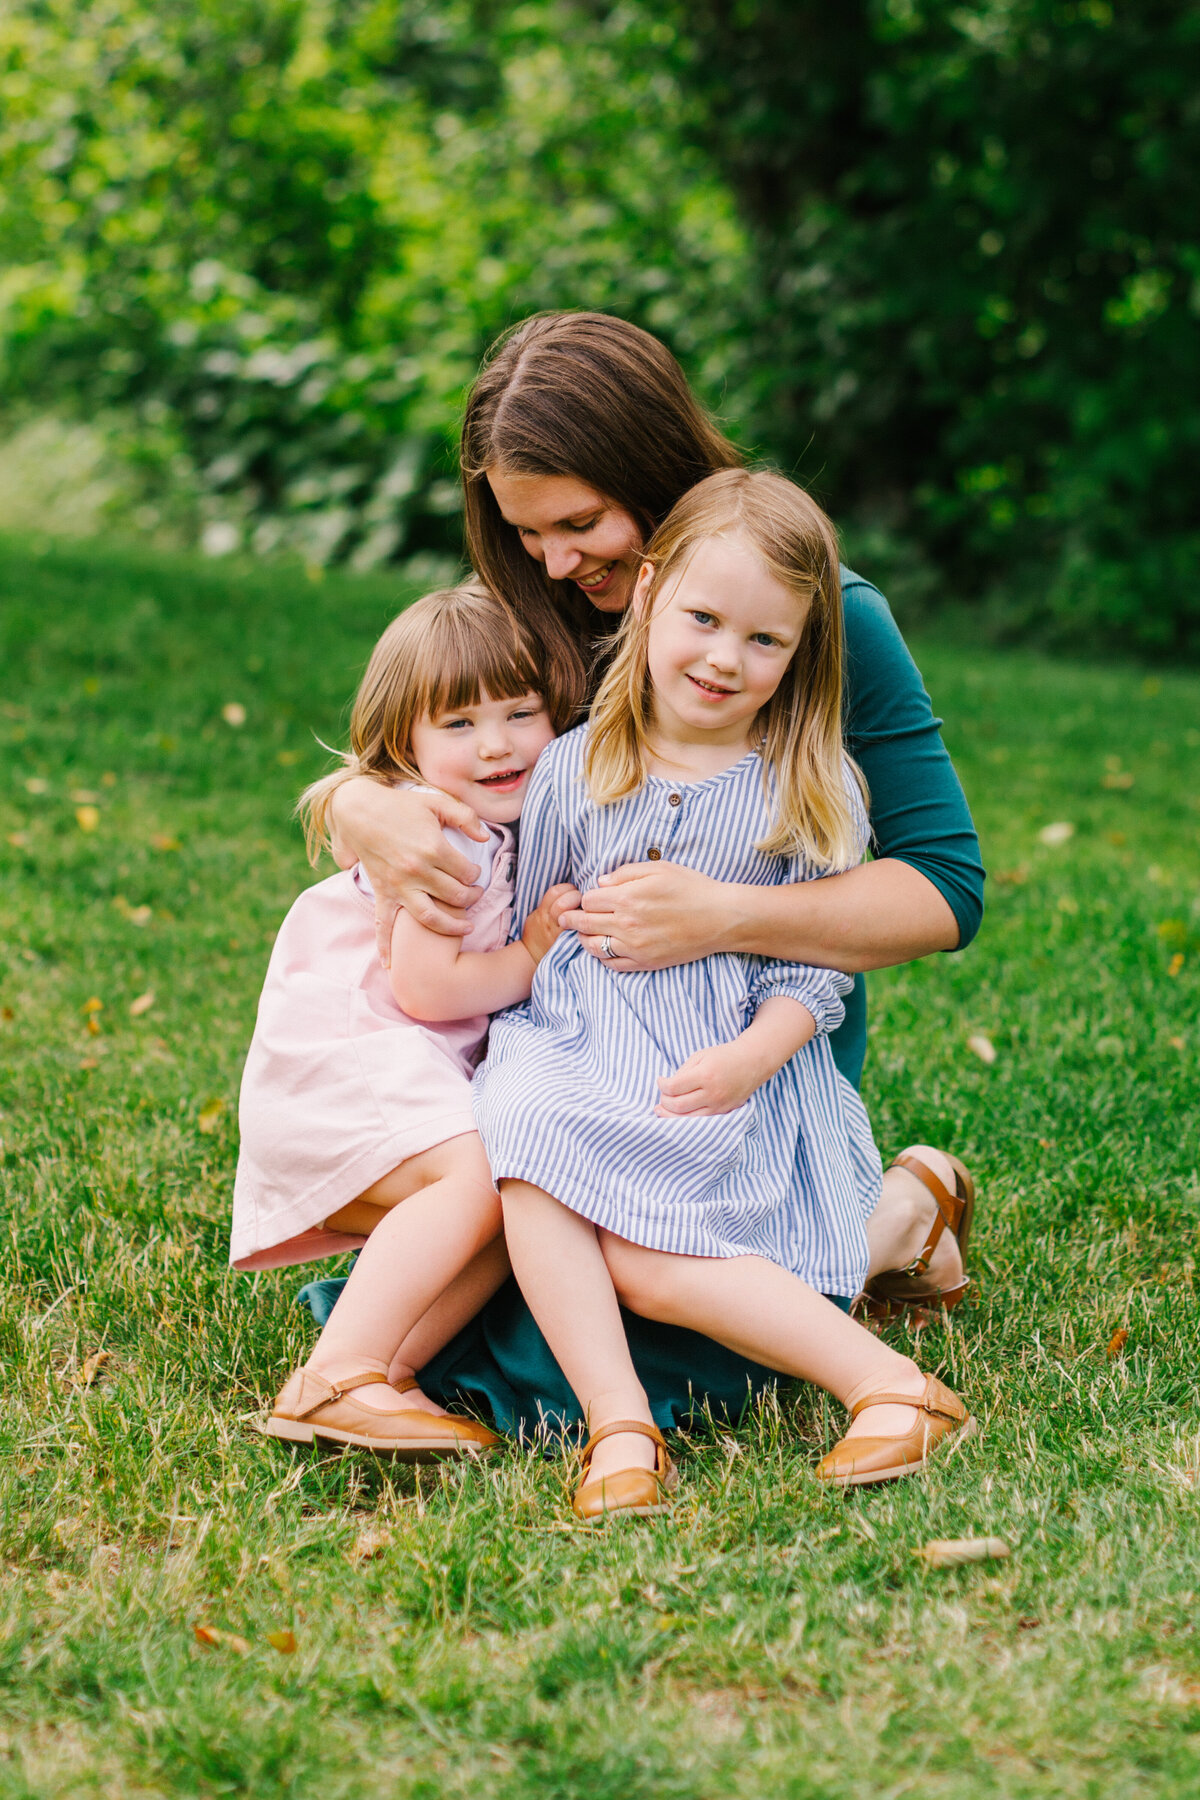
(572, 1419), (678, 1522)
(261, 1370), (501, 1461)
(858, 1151), (977, 1320)
(815, 1374), (974, 1488)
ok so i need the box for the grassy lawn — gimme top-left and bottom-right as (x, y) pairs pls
(2, 534), (1199, 1799)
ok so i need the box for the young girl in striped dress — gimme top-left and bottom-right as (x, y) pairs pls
(473, 470), (973, 1517)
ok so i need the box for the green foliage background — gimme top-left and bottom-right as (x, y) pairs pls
(2, 0), (1198, 650)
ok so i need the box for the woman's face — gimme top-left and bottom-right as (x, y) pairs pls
(486, 469), (644, 615)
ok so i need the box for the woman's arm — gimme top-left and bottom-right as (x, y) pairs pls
(561, 574), (983, 974)
(566, 853), (958, 974)
(327, 775), (490, 962)
(390, 882), (579, 1021)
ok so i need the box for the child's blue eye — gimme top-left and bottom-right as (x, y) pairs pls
(751, 633), (780, 648)
(442, 718), (471, 730)
(690, 611), (716, 627)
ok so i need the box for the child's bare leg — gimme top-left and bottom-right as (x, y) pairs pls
(598, 1233), (928, 1439)
(501, 1180), (658, 1481)
(308, 1133), (500, 1414)
(386, 1237), (512, 1387)
(867, 1144), (964, 1294)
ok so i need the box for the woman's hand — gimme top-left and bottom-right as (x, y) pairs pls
(559, 861), (731, 971)
(328, 776), (489, 965)
(521, 884), (582, 965)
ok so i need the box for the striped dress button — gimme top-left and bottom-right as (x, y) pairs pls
(647, 848), (662, 860)
(668, 793), (682, 806)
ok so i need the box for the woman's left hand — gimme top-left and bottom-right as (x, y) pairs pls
(559, 861), (730, 971)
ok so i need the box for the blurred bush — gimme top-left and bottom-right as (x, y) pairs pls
(0, 0), (750, 568)
(1, 0), (1197, 651)
(677, 0), (1200, 653)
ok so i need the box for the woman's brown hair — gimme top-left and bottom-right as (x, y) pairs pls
(461, 312), (743, 691)
(298, 581), (578, 862)
(586, 470), (866, 870)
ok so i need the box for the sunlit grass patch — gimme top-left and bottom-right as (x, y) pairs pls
(2, 537), (1199, 1796)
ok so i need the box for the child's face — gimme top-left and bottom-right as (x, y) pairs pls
(409, 689), (555, 824)
(638, 534), (807, 745)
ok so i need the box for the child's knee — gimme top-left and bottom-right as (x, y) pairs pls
(598, 1231), (675, 1319)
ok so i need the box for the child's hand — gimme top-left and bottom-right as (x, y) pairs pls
(522, 883), (582, 965)
(655, 1043), (758, 1117)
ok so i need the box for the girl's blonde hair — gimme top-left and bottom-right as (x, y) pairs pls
(299, 580), (581, 862)
(585, 469), (867, 869)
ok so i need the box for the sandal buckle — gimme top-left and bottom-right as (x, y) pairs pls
(901, 1256), (928, 1278)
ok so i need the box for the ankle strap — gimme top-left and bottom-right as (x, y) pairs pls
(296, 1369), (389, 1418)
(581, 1418), (667, 1460)
(849, 1376), (965, 1424)
(393, 1377), (419, 1395)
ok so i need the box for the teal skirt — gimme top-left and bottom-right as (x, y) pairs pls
(297, 1273), (852, 1437)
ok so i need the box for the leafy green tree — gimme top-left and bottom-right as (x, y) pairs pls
(672, 0), (1200, 648)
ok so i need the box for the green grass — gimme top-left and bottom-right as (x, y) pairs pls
(2, 534), (1199, 1798)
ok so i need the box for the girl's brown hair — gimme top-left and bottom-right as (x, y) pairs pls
(461, 312), (743, 690)
(586, 469), (866, 869)
(299, 581), (578, 862)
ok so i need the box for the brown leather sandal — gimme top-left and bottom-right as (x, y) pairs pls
(858, 1151), (977, 1321)
(572, 1419), (679, 1522)
(261, 1369), (501, 1460)
(815, 1374), (975, 1488)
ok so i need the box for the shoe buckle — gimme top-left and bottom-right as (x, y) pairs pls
(901, 1256), (927, 1278)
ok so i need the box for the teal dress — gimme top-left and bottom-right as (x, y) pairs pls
(299, 573), (985, 1436)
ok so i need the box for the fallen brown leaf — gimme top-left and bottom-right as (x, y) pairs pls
(1167, 953), (1185, 978)
(75, 806), (100, 832)
(1102, 771), (1135, 790)
(1107, 1327), (1130, 1359)
(24, 777), (49, 795)
(967, 1033), (998, 1065)
(266, 1629), (298, 1654)
(197, 1098), (226, 1134)
(8, 831), (29, 848)
(1168, 1036), (1186, 1051)
(79, 1351), (111, 1388)
(128, 904), (152, 927)
(913, 1537), (1011, 1569)
(222, 701), (247, 727)
(348, 1526), (393, 1565)
(193, 1623), (249, 1654)
(1038, 820), (1075, 847)
(70, 788), (100, 804)
(128, 991), (156, 1018)
(151, 834), (181, 852)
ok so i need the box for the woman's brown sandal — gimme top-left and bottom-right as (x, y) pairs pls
(815, 1375), (975, 1488)
(858, 1151), (977, 1321)
(261, 1369), (501, 1461)
(572, 1419), (679, 1522)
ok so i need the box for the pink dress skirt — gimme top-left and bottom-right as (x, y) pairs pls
(230, 825), (515, 1272)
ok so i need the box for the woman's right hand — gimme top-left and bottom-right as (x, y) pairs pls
(328, 776), (489, 965)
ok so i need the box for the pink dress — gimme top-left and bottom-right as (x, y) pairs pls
(230, 818), (516, 1272)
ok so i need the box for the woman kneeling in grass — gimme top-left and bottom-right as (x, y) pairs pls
(473, 470), (974, 1519)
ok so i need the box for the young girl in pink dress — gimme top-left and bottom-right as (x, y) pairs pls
(231, 583), (580, 1459)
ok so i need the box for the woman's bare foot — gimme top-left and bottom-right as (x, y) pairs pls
(865, 1143), (966, 1299)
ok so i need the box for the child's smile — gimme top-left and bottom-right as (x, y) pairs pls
(639, 534), (808, 756)
(409, 690), (555, 823)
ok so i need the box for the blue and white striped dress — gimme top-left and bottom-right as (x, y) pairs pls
(472, 725), (883, 1300)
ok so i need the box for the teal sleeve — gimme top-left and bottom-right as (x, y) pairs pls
(841, 568), (985, 950)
